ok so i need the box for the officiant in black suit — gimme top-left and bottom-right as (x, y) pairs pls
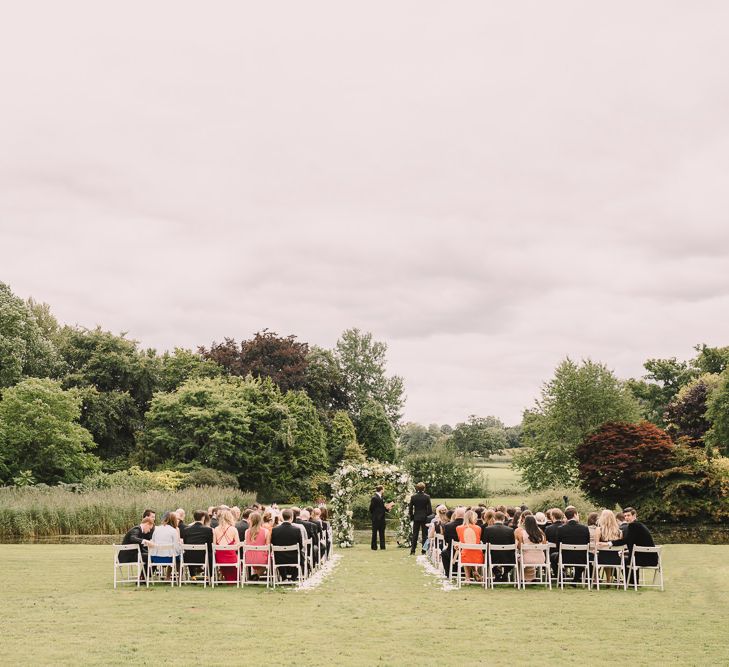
(409, 482), (432, 555)
(370, 485), (394, 550)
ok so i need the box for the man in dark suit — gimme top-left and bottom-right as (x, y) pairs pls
(296, 508), (321, 568)
(369, 485), (394, 551)
(408, 482), (433, 555)
(235, 509), (251, 542)
(544, 508), (564, 575)
(611, 507), (657, 584)
(271, 509), (305, 580)
(120, 515), (155, 569)
(556, 507), (591, 583)
(181, 509), (214, 576)
(482, 511), (516, 582)
(440, 507), (465, 576)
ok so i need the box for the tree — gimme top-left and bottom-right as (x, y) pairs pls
(303, 346), (349, 415)
(513, 358), (642, 490)
(450, 415), (508, 457)
(706, 371), (729, 456)
(664, 373), (722, 448)
(0, 378), (100, 485)
(328, 410), (357, 466)
(334, 328), (405, 426)
(342, 439), (366, 463)
(199, 330), (309, 392)
(158, 348), (223, 393)
(0, 282), (60, 387)
(576, 421), (676, 507)
(356, 399), (396, 462)
(139, 376), (328, 500)
(693, 344), (729, 375)
(398, 422), (449, 454)
(403, 444), (485, 497)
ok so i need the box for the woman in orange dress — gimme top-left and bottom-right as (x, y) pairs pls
(456, 510), (483, 582)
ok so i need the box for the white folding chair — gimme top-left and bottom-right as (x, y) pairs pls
(319, 532), (328, 565)
(431, 534), (445, 569)
(447, 541), (461, 582)
(271, 545), (302, 588)
(212, 544), (240, 587)
(557, 544), (591, 589)
(456, 543), (489, 589)
(146, 544), (179, 587)
(593, 545), (627, 590)
(303, 538), (314, 578)
(241, 545), (272, 587)
(487, 544), (520, 588)
(113, 544), (143, 588)
(519, 543), (551, 589)
(179, 544), (209, 587)
(629, 546), (664, 591)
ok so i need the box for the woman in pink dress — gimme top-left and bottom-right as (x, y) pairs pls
(213, 509), (239, 582)
(516, 514), (547, 582)
(244, 511), (271, 578)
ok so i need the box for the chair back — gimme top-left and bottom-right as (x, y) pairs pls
(488, 543), (518, 565)
(114, 544), (140, 562)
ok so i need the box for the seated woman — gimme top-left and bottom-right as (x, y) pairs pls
(595, 509), (624, 583)
(149, 511), (183, 576)
(455, 510), (483, 582)
(587, 512), (599, 551)
(243, 511), (271, 579)
(213, 508), (240, 582)
(517, 514), (547, 582)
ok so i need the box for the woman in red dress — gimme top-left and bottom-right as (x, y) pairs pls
(213, 509), (239, 582)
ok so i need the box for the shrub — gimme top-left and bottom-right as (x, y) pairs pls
(525, 487), (597, 519)
(178, 468), (239, 489)
(576, 421), (675, 507)
(83, 466), (188, 492)
(403, 446), (487, 498)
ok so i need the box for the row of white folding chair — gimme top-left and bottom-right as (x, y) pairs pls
(449, 542), (522, 589)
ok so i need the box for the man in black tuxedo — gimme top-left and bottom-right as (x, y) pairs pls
(544, 508), (565, 575)
(482, 511), (516, 582)
(409, 482), (433, 555)
(297, 508), (321, 568)
(369, 485), (394, 550)
(235, 509), (251, 542)
(440, 507), (465, 576)
(120, 515), (155, 569)
(271, 509), (305, 580)
(611, 507), (657, 584)
(556, 507), (591, 583)
(181, 509), (214, 576)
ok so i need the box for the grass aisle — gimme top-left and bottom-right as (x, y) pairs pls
(2, 544), (728, 665)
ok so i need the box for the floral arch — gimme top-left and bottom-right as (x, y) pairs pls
(330, 461), (414, 548)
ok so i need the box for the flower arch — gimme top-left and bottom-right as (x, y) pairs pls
(330, 461), (414, 548)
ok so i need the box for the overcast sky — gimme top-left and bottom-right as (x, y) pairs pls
(1, 2), (728, 425)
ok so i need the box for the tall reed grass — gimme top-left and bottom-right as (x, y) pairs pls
(0, 486), (255, 539)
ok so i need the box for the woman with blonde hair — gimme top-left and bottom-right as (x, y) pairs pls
(455, 509), (483, 582)
(595, 509), (624, 583)
(213, 508), (240, 583)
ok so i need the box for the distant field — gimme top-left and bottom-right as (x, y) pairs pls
(473, 460), (525, 494)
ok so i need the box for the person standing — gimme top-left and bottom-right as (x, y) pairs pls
(409, 482), (432, 555)
(369, 485), (394, 550)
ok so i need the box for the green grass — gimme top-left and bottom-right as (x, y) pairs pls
(473, 461), (524, 493)
(1, 543), (726, 665)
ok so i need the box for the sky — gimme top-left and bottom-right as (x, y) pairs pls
(1, 2), (728, 426)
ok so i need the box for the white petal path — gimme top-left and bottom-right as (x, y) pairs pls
(296, 553), (342, 591)
(416, 554), (456, 591)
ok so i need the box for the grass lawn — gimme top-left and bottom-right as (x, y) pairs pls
(2, 543), (727, 666)
(472, 460), (524, 493)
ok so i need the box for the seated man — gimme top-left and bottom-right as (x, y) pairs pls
(440, 507), (465, 576)
(271, 509), (304, 581)
(120, 515), (155, 575)
(182, 510), (214, 576)
(611, 506), (657, 583)
(482, 511), (516, 582)
(298, 509), (320, 568)
(556, 507), (590, 583)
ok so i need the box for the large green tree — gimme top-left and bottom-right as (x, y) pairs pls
(328, 410), (358, 466)
(334, 328), (405, 426)
(0, 378), (100, 484)
(451, 415), (508, 457)
(0, 282), (61, 387)
(356, 399), (396, 462)
(514, 358), (642, 490)
(705, 371), (729, 456)
(398, 422), (450, 454)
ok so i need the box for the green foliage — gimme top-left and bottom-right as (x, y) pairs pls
(451, 415), (508, 457)
(706, 371), (729, 456)
(403, 445), (487, 497)
(83, 466), (189, 492)
(0, 485), (253, 539)
(665, 373), (722, 448)
(334, 328), (405, 426)
(576, 421), (676, 507)
(514, 358), (641, 490)
(139, 376), (327, 500)
(0, 282), (61, 387)
(342, 439), (366, 463)
(329, 410), (357, 465)
(0, 378), (100, 485)
(304, 346), (349, 415)
(157, 348), (223, 393)
(177, 467), (240, 489)
(525, 487), (597, 519)
(356, 399), (396, 462)
(398, 422), (450, 454)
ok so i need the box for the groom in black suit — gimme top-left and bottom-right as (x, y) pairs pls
(369, 485), (394, 550)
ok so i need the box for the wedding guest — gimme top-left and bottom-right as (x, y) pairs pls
(319, 507), (332, 557)
(482, 511), (516, 583)
(175, 508), (186, 533)
(120, 515), (155, 569)
(235, 509), (251, 542)
(143, 509), (156, 524)
(298, 508), (320, 566)
(506, 507), (517, 527)
(262, 510), (274, 534)
(517, 514), (547, 582)
(556, 508), (590, 584)
(441, 507), (465, 576)
(511, 509), (522, 532)
(545, 508), (564, 575)
(149, 511), (183, 575)
(243, 511), (271, 579)
(456, 510), (484, 582)
(595, 509), (624, 583)
(271, 508), (304, 581)
(482, 509), (495, 528)
(535, 512), (548, 530)
(208, 506), (220, 529)
(612, 507), (657, 583)
(616, 511), (627, 536)
(212, 509), (239, 583)
(428, 505), (449, 540)
(587, 512), (599, 550)
(182, 510), (213, 576)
